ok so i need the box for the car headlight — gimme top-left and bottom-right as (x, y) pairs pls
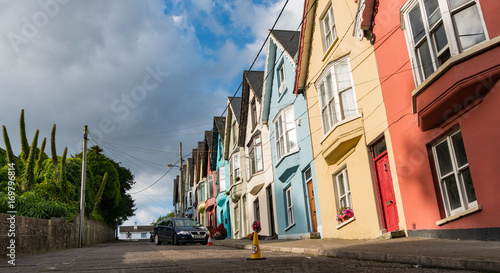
(178, 231), (190, 236)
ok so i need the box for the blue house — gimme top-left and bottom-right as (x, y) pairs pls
(212, 116), (231, 238)
(262, 30), (322, 239)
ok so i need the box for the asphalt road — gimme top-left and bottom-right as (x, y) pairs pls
(0, 241), (478, 272)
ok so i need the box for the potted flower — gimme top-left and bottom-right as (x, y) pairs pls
(251, 220), (261, 233)
(336, 207), (354, 223)
(210, 223), (227, 240)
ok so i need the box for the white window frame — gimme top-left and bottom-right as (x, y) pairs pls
(218, 166), (226, 192)
(234, 204), (240, 233)
(335, 168), (352, 210)
(199, 181), (206, 202)
(432, 129), (477, 217)
(401, 0), (488, 85)
(285, 186), (294, 227)
(320, 4), (337, 53)
(207, 174), (214, 198)
(249, 135), (264, 177)
(277, 62), (287, 95)
(274, 105), (298, 161)
(254, 198), (260, 222)
(315, 56), (358, 135)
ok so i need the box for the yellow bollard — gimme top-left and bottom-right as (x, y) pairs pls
(247, 232), (266, 260)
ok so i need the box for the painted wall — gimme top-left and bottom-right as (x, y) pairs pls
(244, 88), (275, 237)
(302, 0), (403, 239)
(372, 0), (500, 239)
(264, 34), (322, 239)
(214, 129), (231, 237)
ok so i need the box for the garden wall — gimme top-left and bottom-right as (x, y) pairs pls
(0, 213), (115, 257)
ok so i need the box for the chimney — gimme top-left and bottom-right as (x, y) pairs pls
(134, 221), (137, 230)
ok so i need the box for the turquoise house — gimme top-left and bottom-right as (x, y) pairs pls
(262, 30), (322, 239)
(212, 116), (231, 238)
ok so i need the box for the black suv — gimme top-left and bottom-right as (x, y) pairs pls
(153, 218), (209, 245)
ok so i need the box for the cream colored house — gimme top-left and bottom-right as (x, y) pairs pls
(294, 0), (405, 239)
(224, 96), (249, 239)
(239, 71), (277, 238)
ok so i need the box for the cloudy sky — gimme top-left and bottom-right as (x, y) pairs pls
(0, 0), (303, 226)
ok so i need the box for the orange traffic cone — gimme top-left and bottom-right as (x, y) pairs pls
(206, 234), (212, 246)
(247, 232), (266, 260)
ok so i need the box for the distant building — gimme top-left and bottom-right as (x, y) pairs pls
(119, 222), (153, 241)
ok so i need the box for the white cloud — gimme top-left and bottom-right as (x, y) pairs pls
(0, 0), (304, 226)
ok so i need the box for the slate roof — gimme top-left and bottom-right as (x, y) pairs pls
(270, 29), (300, 59)
(229, 97), (242, 122)
(205, 130), (213, 150)
(214, 116), (226, 141)
(244, 70), (264, 100)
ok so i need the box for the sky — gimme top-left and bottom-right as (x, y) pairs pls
(0, 0), (303, 226)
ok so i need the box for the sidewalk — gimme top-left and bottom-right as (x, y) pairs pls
(212, 236), (500, 272)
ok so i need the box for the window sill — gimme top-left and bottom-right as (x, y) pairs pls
(436, 205), (482, 226)
(336, 217), (355, 230)
(284, 222), (296, 232)
(321, 113), (362, 144)
(275, 148), (300, 168)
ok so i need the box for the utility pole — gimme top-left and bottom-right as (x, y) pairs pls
(79, 125), (88, 248)
(179, 142), (183, 218)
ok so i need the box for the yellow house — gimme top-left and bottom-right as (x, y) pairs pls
(294, 0), (405, 239)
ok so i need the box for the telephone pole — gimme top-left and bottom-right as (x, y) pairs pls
(179, 142), (184, 218)
(79, 125), (88, 248)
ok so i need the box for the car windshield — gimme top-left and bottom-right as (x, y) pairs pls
(174, 219), (200, 227)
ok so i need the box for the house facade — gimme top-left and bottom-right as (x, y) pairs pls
(224, 97), (249, 239)
(195, 141), (208, 226)
(239, 70), (277, 238)
(212, 116), (232, 237)
(204, 130), (218, 230)
(262, 29), (322, 239)
(295, 0), (404, 239)
(371, 0), (500, 240)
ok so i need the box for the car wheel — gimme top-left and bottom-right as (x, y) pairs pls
(172, 234), (179, 245)
(154, 234), (162, 245)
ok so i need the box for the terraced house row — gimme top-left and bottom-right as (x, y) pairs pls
(172, 0), (500, 241)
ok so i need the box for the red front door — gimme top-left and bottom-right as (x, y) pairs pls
(374, 151), (399, 232)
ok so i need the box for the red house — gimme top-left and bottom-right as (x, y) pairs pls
(203, 130), (218, 230)
(363, 0), (500, 240)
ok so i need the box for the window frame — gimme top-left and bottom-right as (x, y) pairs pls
(250, 99), (257, 130)
(254, 198), (260, 222)
(277, 62), (287, 95)
(401, 0), (488, 85)
(273, 105), (298, 162)
(207, 174), (214, 198)
(285, 186), (295, 228)
(315, 55), (358, 135)
(335, 168), (352, 210)
(218, 166), (226, 192)
(249, 135), (264, 177)
(431, 128), (477, 217)
(320, 4), (337, 53)
(199, 181), (206, 202)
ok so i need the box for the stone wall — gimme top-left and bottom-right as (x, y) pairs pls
(0, 213), (115, 256)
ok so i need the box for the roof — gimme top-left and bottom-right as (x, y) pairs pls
(229, 97), (242, 122)
(244, 70), (264, 100)
(204, 130), (213, 150)
(270, 29), (300, 59)
(120, 225), (153, 233)
(214, 116), (226, 141)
